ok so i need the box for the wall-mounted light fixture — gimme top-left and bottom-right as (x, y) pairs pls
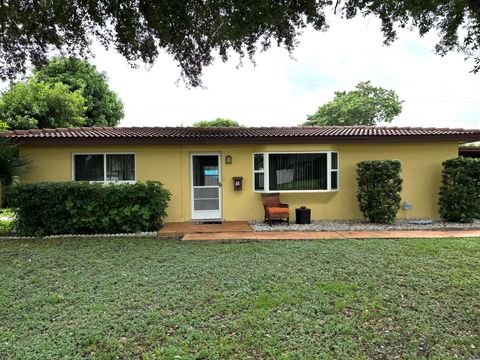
(225, 155), (232, 164)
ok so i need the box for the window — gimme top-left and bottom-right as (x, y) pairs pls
(253, 152), (339, 192)
(253, 153), (265, 191)
(74, 154), (104, 181)
(330, 152), (339, 190)
(73, 153), (135, 183)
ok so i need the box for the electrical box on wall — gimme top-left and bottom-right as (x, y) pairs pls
(233, 177), (243, 191)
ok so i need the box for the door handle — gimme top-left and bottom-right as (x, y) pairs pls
(218, 182), (222, 187)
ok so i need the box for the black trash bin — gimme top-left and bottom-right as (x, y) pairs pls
(295, 206), (311, 224)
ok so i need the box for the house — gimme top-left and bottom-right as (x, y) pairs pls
(459, 145), (480, 158)
(5, 126), (480, 223)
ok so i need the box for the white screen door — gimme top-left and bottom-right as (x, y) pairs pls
(191, 154), (222, 220)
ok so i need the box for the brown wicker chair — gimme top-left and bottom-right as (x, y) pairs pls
(261, 193), (289, 225)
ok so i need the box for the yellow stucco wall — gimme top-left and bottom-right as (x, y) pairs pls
(19, 142), (458, 222)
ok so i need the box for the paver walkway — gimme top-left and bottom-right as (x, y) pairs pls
(158, 221), (251, 238)
(182, 230), (480, 241)
(158, 221), (480, 241)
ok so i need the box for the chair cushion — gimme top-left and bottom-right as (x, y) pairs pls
(267, 207), (290, 215)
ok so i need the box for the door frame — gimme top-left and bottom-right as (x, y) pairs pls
(190, 152), (222, 220)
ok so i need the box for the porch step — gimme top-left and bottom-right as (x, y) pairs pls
(157, 221), (251, 238)
(193, 219), (223, 225)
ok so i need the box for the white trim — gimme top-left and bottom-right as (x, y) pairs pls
(331, 151), (339, 191)
(252, 151), (340, 193)
(252, 153), (266, 192)
(71, 152), (137, 184)
(327, 151), (331, 190)
(190, 153), (222, 220)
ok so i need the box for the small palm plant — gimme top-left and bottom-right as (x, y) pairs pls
(0, 137), (31, 206)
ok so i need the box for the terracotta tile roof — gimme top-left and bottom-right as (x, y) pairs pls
(3, 126), (480, 144)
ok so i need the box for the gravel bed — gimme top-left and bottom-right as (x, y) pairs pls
(249, 219), (480, 232)
(0, 231), (158, 240)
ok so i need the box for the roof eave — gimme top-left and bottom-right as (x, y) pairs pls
(12, 134), (480, 146)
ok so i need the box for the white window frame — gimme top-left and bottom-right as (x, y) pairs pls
(72, 152), (137, 184)
(253, 153), (266, 192)
(252, 151), (339, 193)
(330, 152), (339, 191)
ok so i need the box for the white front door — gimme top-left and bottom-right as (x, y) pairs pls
(191, 153), (222, 220)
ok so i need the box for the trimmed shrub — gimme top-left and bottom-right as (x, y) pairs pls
(356, 160), (403, 224)
(6, 181), (171, 236)
(439, 157), (480, 223)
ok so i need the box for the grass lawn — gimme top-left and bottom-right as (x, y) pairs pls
(1, 237), (479, 359)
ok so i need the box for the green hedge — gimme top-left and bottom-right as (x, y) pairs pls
(356, 160), (403, 224)
(6, 181), (171, 236)
(439, 157), (480, 223)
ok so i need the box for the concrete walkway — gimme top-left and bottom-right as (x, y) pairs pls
(182, 230), (480, 241)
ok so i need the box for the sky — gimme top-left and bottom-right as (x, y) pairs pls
(30, 15), (480, 129)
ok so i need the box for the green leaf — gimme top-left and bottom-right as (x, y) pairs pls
(5, 181), (171, 236)
(303, 81), (403, 126)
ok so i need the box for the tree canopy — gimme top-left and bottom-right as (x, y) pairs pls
(303, 81), (403, 126)
(34, 58), (124, 127)
(193, 118), (242, 127)
(0, 1), (479, 87)
(0, 80), (86, 130)
(0, 57), (123, 130)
